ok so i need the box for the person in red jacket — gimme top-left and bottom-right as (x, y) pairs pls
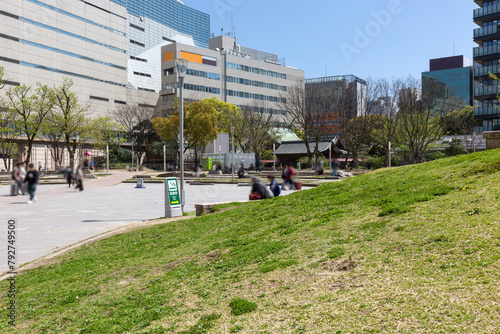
(283, 163), (297, 190)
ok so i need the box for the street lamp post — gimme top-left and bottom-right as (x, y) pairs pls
(176, 58), (189, 212)
(163, 144), (166, 172)
(273, 143), (276, 171)
(230, 126), (235, 182)
(106, 145), (109, 173)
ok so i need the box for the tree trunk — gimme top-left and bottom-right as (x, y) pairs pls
(25, 139), (34, 164)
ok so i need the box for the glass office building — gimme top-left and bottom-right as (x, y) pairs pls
(422, 63), (473, 116)
(473, 0), (500, 132)
(111, 0), (210, 48)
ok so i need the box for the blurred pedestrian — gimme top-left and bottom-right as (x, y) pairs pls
(12, 163), (25, 195)
(332, 160), (340, 177)
(283, 163), (297, 190)
(65, 166), (73, 188)
(25, 163), (39, 204)
(268, 174), (281, 197)
(19, 162), (27, 192)
(249, 176), (272, 200)
(75, 165), (84, 191)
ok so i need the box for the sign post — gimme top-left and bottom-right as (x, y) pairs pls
(165, 178), (182, 218)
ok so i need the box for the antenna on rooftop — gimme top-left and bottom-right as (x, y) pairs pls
(231, 11), (236, 38)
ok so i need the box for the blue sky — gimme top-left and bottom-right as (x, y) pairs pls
(186, 0), (476, 80)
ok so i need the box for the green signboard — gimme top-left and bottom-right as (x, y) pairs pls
(166, 178), (180, 206)
(206, 158), (213, 171)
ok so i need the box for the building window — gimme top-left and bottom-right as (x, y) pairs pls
(90, 95), (109, 102)
(114, 100), (126, 105)
(130, 56), (147, 63)
(130, 39), (145, 47)
(138, 87), (155, 92)
(130, 23), (145, 32)
(134, 71), (152, 78)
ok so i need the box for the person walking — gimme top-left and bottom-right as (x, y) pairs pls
(19, 162), (27, 194)
(12, 163), (26, 195)
(74, 165), (84, 191)
(65, 166), (73, 188)
(332, 160), (340, 177)
(268, 174), (281, 197)
(25, 163), (39, 204)
(284, 163), (297, 190)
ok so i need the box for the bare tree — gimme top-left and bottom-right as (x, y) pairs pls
(372, 78), (402, 167)
(281, 81), (314, 166)
(398, 77), (445, 164)
(306, 85), (334, 166)
(111, 104), (156, 165)
(238, 101), (278, 160)
(332, 78), (378, 169)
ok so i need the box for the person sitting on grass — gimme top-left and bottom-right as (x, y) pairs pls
(268, 174), (281, 197)
(249, 176), (273, 200)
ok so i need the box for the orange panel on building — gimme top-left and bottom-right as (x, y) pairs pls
(180, 51), (203, 64)
(163, 51), (174, 62)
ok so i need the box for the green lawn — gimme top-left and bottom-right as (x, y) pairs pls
(2, 150), (500, 333)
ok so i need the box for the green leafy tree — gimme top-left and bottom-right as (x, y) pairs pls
(92, 116), (124, 153)
(0, 108), (20, 171)
(201, 97), (242, 134)
(52, 78), (92, 167)
(7, 83), (55, 164)
(442, 106), (480, 136)
(152, 100), (218, 165)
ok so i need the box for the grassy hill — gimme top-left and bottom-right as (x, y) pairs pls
(2, 150), (500, 333)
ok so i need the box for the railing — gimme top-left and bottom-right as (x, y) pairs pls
(475, 105), (500, 116)
(475, 85), (499, 96)
(474, 44), (500, 57)
(474, 64), (500, 77)
(474, 25), (499, 38)
(474, 3), (500, 20)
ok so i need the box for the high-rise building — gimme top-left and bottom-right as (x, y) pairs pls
(0, 0), (211, 116)
(160, 35), (305, 127)
(304, 75), (367, 140)
(422, 55), (473, 116)
(473, 0), (500, 132)
(110, 0), (210, 93)
(0, 0), (211, 168)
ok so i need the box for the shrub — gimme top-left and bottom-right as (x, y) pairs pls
(229, 298), (258, 316)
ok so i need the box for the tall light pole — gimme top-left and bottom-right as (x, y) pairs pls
(273, 143), (276, 171)
(230, 126), (235, 182)
(163, 144), (166, 172)
(106, 145), (109, 173)
(131, 143), (134, 171)
(176, 58), (189, 211)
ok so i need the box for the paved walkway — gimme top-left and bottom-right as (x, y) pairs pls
(0, 173), (294, 273)
(0, 171), (143, 210)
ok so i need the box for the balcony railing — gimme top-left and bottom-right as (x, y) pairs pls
(474, 64), (500, 77)
(474, 3), (500, 20)
(476, 126), (500, 132)
(475, 85), (499, 96)
(474, 25), (500, 38)
(474, 44), (500, 58)
(475, 105), (500, 116)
